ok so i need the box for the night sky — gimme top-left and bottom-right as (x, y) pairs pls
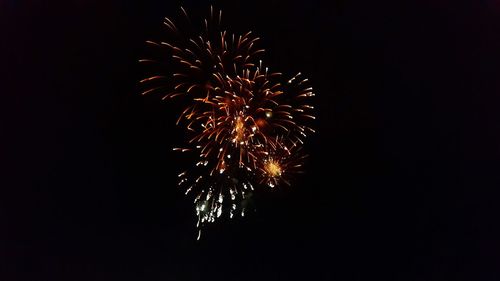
(3, 0), (500, 280)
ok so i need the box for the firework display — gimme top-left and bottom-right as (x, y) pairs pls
(140, 6), (315, 239)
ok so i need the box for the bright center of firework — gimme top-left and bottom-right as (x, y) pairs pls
(233, 116), (246, 143)
(265, 160), (282, 177)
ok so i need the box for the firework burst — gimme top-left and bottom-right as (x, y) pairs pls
(140, 6), (315, 239)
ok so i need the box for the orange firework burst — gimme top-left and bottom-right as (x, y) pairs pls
(139, 6), (315, 239)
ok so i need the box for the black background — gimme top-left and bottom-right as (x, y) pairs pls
(3, 0), (500, 280)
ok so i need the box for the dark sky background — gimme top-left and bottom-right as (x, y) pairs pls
(3, 0), (500, 280)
